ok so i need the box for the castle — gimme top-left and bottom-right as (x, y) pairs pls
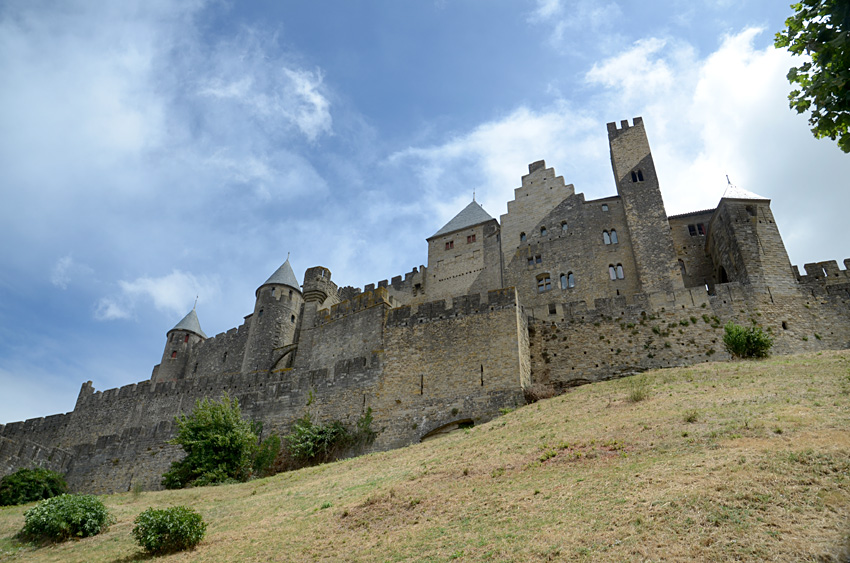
(2, 117), (849, 493)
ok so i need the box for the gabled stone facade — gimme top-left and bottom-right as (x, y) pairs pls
(2, 117), (848, 493)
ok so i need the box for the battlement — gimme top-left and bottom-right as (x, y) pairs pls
(386, 288), (517, 327)
(317, 287), (393, 325)
(795, 259), (850, 283)
(606, 116), (644, 139)
(362, 265), (426, 294)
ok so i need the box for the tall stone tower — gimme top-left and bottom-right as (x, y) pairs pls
(240, 258), (303, 374)
(153, 307), (206, 383)
(608, 117), (683, 293)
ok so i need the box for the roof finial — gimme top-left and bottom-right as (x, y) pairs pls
(472, 189), (476, 202)
(726, 174), (732, 185)
(193, 296), (198, 310)
(286, 251), (290, 262)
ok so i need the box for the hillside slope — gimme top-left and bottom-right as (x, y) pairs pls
(2, 350), (849, 562)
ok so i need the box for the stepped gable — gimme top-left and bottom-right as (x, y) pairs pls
(429, 200), (494, 239)
(170, 308), (206, 338)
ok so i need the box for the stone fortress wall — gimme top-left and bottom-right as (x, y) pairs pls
(1, 117), (848, 493)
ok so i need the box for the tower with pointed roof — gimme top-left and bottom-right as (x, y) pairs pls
(706, 180), (797, 295)
(425, 199), (501, 302)
(241, 257), (304, 374)
(153, 307), (207, 383)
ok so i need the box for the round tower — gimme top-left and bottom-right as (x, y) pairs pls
(154, 307), (206, 383)
(241, 257), (304, 374)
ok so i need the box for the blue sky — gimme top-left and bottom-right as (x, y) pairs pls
(1, 0), (848, 424)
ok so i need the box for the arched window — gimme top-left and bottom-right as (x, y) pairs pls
(520, 232), (526, 242)
(609, 265), (617, 280)
(610, 230), (618, 244)
(678, 259), (686, 277)
(537, 274), (552, 293)
(631, 171), (637, 182)
(540, 226), (548, 236)
(603, 231), (611, 245)
(170, 351), (177, 359)
(568, 272), (575, 288)
(638, 170), (644, 181)
(561, 221), (568, 232)
(560, 274), (567, 289)
(616, 264), (624, 279)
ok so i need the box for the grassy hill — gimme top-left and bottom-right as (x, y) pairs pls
(1, 350), (849, 562)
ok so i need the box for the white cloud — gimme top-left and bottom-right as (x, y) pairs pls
(195, 32), (332, 142)
(94, 270), (219, 322)
(95, 298), (132, 321)
(50, 255), (94, 290)
(529, 0), (623, 48)
(119, 270), (219, 317)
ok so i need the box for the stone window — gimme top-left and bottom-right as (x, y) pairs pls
(617, 264), (624, 279)
(223, 351), (227, 362)
(540, 226), (548, 236)
(258, 309), (264, 318)
(603, 231), (611, 245)
(528, 254), (541, 266)
(679, 259), (687, 277)
(560, 273), (567, 289)
(170, 351), (177, 359)
(520, 232), (526, 242)
(445, 240), (454, 250)
(467, 234), (476, 244)
(746, 205), (757, 217)
(291, 315), (296, 323)
(602, 204), (609, 211)
(610, 230), (618, 244)
(184, 334), (189, 343)
(609, 265), (617, 280)
(697, 223), (705, 235)
(561, 221), (568, 232)
(548, 304), (557, 315)
(537, 274), (552, 293)
(568, 272), (575, 288)
(631, 169), (645, 182)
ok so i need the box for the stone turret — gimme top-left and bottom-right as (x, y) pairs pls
(240, 258), (304, 374)
(706, 182), (797, 296)
(153, 307), (206, 383)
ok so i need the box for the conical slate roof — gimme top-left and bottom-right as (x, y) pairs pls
(430, 200), (494, 239)
(721, 182), (768, 201)
(170, 308), (206, 338)
(260, 258), (300, 291)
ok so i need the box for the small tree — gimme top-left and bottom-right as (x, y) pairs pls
(0, 468), (67, 506)
(723, 322), (774, 359)
(162, 394), (258, 488)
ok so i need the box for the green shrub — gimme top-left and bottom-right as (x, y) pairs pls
(284, 408), (377, 465)
(0, 468), (67, 506)
(253, 434), (281, 477)
(20, 494), (111, 542)
(723, 322), (774, 359)
(132, 506), (206, 554)
(162, 394), (258, 488)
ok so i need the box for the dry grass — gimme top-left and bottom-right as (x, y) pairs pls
(1, 350), (849, 562)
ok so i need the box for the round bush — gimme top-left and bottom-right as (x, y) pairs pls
(0, 467), (67, 506)
(723, 321), (774, 359)
(20, 494), (111, 542)
(132, 506), (207, 554)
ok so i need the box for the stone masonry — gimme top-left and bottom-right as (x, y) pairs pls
(1, 117), (848, 493)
